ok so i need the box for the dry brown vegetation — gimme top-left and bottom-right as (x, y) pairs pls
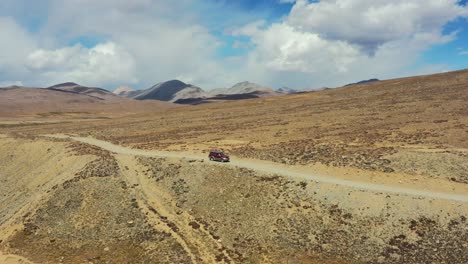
(0, 86), (177, 119)
(1, 69), (468, 263)
(4, 69), (468, 182)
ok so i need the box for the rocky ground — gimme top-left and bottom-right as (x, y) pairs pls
(1, 136), (466, 264)
(230, 140), (397, 173)
(1, 70), (467, 263)
(135, 156), (467, 264)
(3, 70), (467, 185)
(0, 138), (191, 263)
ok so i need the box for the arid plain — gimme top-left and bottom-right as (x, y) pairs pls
(1, 70), (467, 263)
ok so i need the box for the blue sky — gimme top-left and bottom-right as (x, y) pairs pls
(210, 0), (294, 57)
(0, 0), (467, 90)
(419, 16), (468, 70)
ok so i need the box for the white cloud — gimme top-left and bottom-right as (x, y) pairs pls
(230, 20), (266, 36)
(0, 17), (37, 81)
(459, 51), (468, 55)
(229, 0), (468, 88)
(288, 0), (468, 54)
(0, 81), (23, 87)
(0, 1), (234, 89)
(0, 0), (467, 90)
(26, 42), (138, 87)
(0, 15), (138, 88)
(34, 0), (233, 89)
(245, 23), (360, 73)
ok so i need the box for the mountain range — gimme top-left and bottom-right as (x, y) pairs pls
(0, 83), (175, 117)
(344, 78), (380, 86)
(208, 81), (277, 96)
(112, 80), (283, 104)
(113, 86), (138, 98)
(1, 79), (379, 109)
(0, 77), (384, 117)
(48, 82), (122, 101)
(0, 79), (291, 116)
(276, 87), (298, 94)
(129, 80), (208, 102)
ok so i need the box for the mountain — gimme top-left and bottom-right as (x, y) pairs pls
(115, 80), (286, 105)
(132, 80), (208, 102)
(113, 86), (138, 97)
(0, 85), (176, 117)
(211, 81), (276, 96)
(47, 82), (120, 101)
(277, 87), (297, 94)
(2, 70), (468, 264)
(345, 78), (380, 87)
(207, 87), (228, 96)
(228, 81), (274, 94)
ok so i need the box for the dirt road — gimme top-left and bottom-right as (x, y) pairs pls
(49, 135), (468, 203)
(116, 155), (233, 263)
(0, 251), (33, 264)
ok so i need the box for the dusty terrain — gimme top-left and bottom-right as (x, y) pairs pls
(0, 69), (467, 263)
(4, 70), (468, 182)
(0, 86), (177, 119)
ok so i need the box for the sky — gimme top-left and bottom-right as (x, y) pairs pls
(0, 0), (467, 90)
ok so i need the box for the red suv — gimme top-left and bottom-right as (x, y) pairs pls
(208, 150), (230, 162)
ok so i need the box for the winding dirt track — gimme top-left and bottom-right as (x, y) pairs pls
(116, 155), (232, 263)
(54, 135), (468, 203)
(0, 251), (33, 264)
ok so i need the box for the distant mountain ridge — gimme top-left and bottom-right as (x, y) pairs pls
(276, 87), (297, 94)
(113, 86), (138, 97)
(210, 81), (275, 96)
(48, 82), (79, 89)
(47, 82), (120, 101)
(130, 80), (207, 102)
(0, 85), (176, 117)
(345, 78), (380, 86)
(118, 80), (281, 104)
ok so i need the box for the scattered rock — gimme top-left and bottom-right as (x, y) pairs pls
(189, 221), (200, 230)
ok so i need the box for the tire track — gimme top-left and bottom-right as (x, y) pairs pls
(53, 135), (468, 203)
(116, 155), (233, 263)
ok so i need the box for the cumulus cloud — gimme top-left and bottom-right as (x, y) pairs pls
(0, 81), (23, 87)
(0, 14), (138, 87)
(240, 23), (360, 73)
(0, 0), (467, 90)
(26, 42), (138, 87)
(230, 0), (468, 88)
(288, 0), (468, 54)
(0, 17), (37, 81)
(0, 1), (236, 89)
(34, 0), (232, 89)
(230, 20), (266, 36)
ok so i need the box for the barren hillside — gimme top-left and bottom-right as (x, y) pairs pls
(0, 86), (177, 118)
(6, 69), (467, 182)
(0, 69), (467, 263)
(47, 82), (122, 101)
